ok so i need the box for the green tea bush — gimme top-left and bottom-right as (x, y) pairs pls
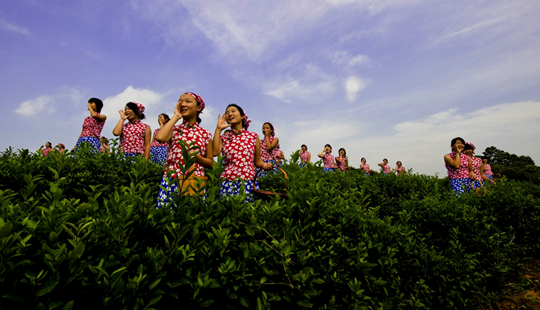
(1, 147), (539, 309)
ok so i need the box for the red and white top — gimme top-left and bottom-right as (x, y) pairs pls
(471, 156), (482, 180)
(322, 154), (335, 168)
(445, 152), (470, 179)
(81, 113), (105, 137)
(120, 120), (149, 155)
(396, 166), (406, 175)
(220, 129), (258, 181)
(484, 164), (493, 176)
(300, 151), (310, 162)
(382, 164), (391, 174)
(336, 156), (347, 171)
(260, 136), (277, 162)
(151, 128), (168, 147)
(361, 164), (370, 172)
(42, 148), (53, 156)
(165, 122), (212, 178)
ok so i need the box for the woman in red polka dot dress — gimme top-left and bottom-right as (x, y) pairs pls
(112, 102), (151, 159)
(259, 122), (280, 177)
(72, 98), (106, 154)
(212, 104), (272, 202)
(444, 137), (473, 195)
(155, 92), (214, 207)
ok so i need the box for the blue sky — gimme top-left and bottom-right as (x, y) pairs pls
(1, 0), (539, 176)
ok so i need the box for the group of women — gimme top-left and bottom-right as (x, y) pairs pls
(63, 96), (494, 202)
(444, 137), (496, 195)
(298, 144), (406, 175)
(70, 93), (281, 204)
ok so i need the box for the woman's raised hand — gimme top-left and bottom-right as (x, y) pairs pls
(173, 102), (182, 120)
(216, 114), (231, 130)
(118, 110), (127, 120)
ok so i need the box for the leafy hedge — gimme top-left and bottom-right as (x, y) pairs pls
(1, 147), (539, 309)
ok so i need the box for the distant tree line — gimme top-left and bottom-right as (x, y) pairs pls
(481, 146), (540, 184)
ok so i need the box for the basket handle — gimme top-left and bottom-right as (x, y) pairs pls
(255, 166), (289, 191)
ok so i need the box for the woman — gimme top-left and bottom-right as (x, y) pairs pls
(212, 104), (272, 201)
(444, 137), (473, 195)
(482, 158), (495, 181)
(100, 137), (110, 153)
(54, 143), (66, 154)
(73, 98), (106, 153)
(396, 161), (406, 175)
(149, 113), (170, 166)
(299, 144), (311, 166)
(336, 148), (348, 172)
(463, 142), (494, 187)
(38, 142), (53, 156)
(378, 158), (391, 175)
(112, 102), (151, 159)
(259, 122), (280, 177)
(318, 144), (335, 172)
(275, 148), (285, 166)
(360, 158), (370, 176)
(155, 93), (213, 205)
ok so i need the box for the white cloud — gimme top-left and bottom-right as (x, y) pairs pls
(14, 96), (53, 117)
(263, 64), (336, 103)
(0, 19), (30, 35)
(345, 76), (368, 101)
(101, 85), (165, 120)
(329, 51), (371, 68)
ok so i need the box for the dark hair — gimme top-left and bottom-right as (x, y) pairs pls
(361, 157), (366, 163)
(301, 144), (307, 150)
(263, 122), (275, 136)
(396, 161), (402, 165)
(126, 102), (145, 120)
(383, 158), (388, 162)
(325, 144), (332, 149)
(450, 137), (465, 148)
(46, 142), (52, 148)
(463, 143), (474, 151)
(88, 98), (103, 113)
(226, 104), (247, 128)
(339, 148), (346, 156)
(160, 113), (170, 124)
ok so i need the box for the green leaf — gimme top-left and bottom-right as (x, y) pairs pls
(0, 222), (13, 239)
(62, 300), (74, 310)
(36, 280), (59, 297)
(200, 300), (215, 307)
(74, 243), (85, 258)
(240, 296), (249, 308)
(3, 291), (26, 303)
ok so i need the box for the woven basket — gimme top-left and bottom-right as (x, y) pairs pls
(470, 180), (486, 197)
(252, 167), (288, 200)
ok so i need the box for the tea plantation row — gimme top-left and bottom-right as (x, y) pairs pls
(1, 147), (539, 309)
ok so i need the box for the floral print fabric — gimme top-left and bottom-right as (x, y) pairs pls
(165, 122), (212, 178)
(445, 152), (470, 179)
(120, 120), (148, 155)
(220, 130), (258, 181)
(81, 113), (105, 137)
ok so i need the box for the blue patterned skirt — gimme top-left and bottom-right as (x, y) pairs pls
(450, 178), (471, 195)
(257, 160), (278, 178)
(219, 180), (259, 202)
(150, 146), (167, 166)
(323, 168), (334, 173)
(75, 136), (101, 153)
(156, 176), (206, 208)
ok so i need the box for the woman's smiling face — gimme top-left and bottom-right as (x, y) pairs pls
(225, 106), (243, 125)
(178, 94), (200, 118)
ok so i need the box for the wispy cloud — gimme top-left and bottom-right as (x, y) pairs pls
(14, 96), (53, 117)
(345, 76), (369, 101)
(263, 64), (336, 103)
(0, 19), (30, 35)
